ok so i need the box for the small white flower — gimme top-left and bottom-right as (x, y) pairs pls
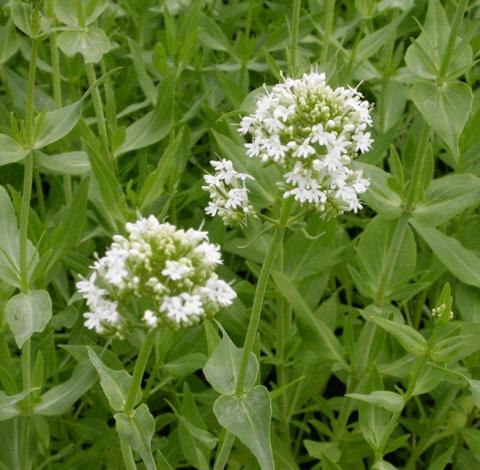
(203, 160), (255, 225)
(143, 310), (159, 327)
(162, 259), (193, 281)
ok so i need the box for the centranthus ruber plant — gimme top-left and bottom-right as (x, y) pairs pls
(76, 215), (235, 469)
(203, 70), (373, 470)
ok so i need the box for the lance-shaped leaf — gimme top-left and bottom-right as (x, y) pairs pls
(33, 100), (82, 149)
(430, 335), (480, 363)
(0, 134), (28, 166)
(115, 404), (156, 470)
(87, 347), (136, 412)
(36, 151), (90, 175)
(412, 174), (480, 226)
(411, 221), (480, 288)
(272, 271), (347, 368)
(0, 389), (34, 421)
(34, 361), (97, 416)
(347, 391), (405, 413)
(369, 316), (427, 357)
(116, 71), (175, 156)
(0, 22), (18, 65)
(5, 290), (52, 349)
(213, 385), (274, 470)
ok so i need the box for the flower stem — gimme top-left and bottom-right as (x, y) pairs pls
(213, 431), (235, 470)
(235, 200), (292, 396)
(124, 330), (156, 415)
(49, 25), (72, 204)
(85, 63), (110, 161)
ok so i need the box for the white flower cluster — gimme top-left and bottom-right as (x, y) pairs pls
(240, 71), (372, 214)
(77, 216), (236, 336)
(203, 159), (254, 225)
(432, 303), (454, 322)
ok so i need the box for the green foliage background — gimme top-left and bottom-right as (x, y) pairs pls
(0, 0), (480, 468)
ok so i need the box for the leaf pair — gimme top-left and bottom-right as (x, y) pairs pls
(203, 328), (275, 470)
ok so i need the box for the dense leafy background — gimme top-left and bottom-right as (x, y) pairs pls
(0, 0), (480, 468)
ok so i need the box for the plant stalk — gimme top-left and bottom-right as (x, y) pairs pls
(124, 330), (156, 415)
(235, 200), (291, 396)
(85, 63), (110, 161)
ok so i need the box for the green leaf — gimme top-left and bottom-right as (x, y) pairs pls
(429, 446), (454, 470)
(36, 151), (91, 175)
(5, 290), (52, 349)
(356, 19), (399, 62)
(0, 134), (28, 166)
(404, 0), (472, 80)
(9, 0), (51, 38)
(87, 144), (126, 224)
(57, 28), (110, 63)
(34, 361), (97, 416)
(411, 81), (472, 155)
(139, 130), (184, 208)
(272, 271), (347, 368)
(354, 216), (416, 300)
(33, 100), (82, 149)
(0, 22), (18, 65)
(430, 335), (480, 363)
(115, 404), (156, 470)
(128, 38), (157, 104)
(468, 379), (480, 410)
(411, 221), (480, 288)
(37, 178), (89, 282)
(163, 352), (206, 378)
(116, 71), (176, 156)
(87, 347), (134, 412)
(54, 0), (107, 27)
(413, 174), (480, 226)
(347, 391), (404, 413)
(0, 389), (33, 421)
(0, 186), (21, 271)
(354, 163), (402, 219)
(369, 316), (427, 356)
(304, 441), (341, 462)
(213, 385), (274, 470)
(203, 327), (258, 394)
(372, 461), (398, 470)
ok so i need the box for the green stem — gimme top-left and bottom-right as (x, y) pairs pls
(438, 0), (468, 80)
(235, 200), (292, 396)
(321, 0), (335, 64)
(85, 63), (110, 161)
(120, 439), (137, 470)
(124, 330), (156, 415)
(289, 0), (301, 73)
(19, 154), (34, 291)
(49, 29), (72, 204)
(213, 432), (235, 470)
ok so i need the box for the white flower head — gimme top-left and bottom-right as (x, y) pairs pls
(77, 216), (236, 335)
(240, 70), (373, 215)
(203, 159), (255, 225)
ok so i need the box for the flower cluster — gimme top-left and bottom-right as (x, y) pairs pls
(77, 216), (236, 336)
(240, 71), (372, 214)
(432, 303), (454, 322)
(203, 159), (254, 225)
